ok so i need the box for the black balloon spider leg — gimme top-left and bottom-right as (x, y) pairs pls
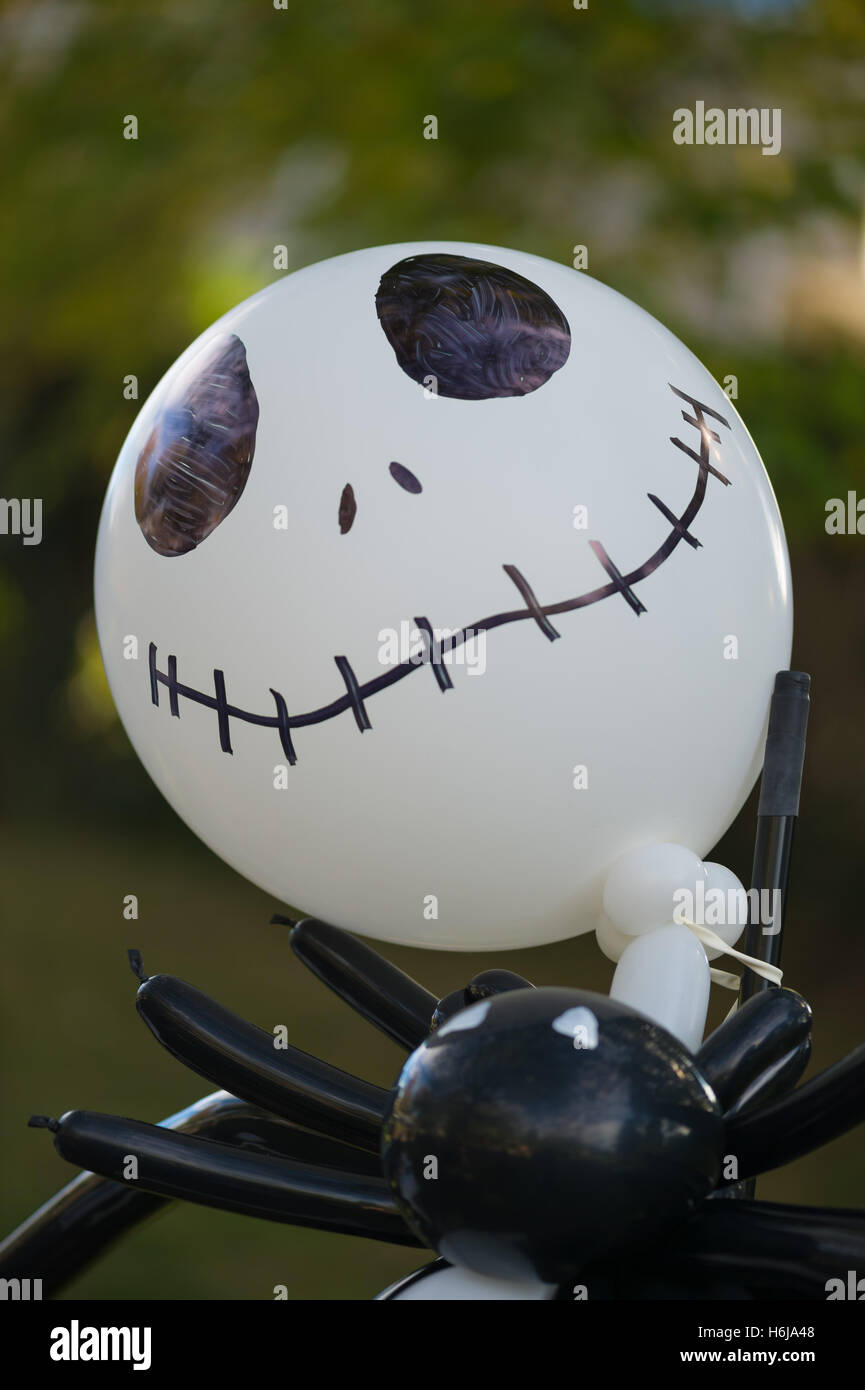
(28, 1111), (419, 1249)
(7, 929), (533, 1298)
(281, 915), (438, 1048)
(380, 1198), (865, 1302)
(464, 968), (535, 1001)
(724, 1043), (865, 1181)
(0, 1089), (381, 1295)
(285, 915), (534, 1043)
(431, 969), (535, 1030)
(128, 950), (388, 1152)
(682, 984), (865, 1196)
(639, 1199), (865, 1300)
(14, 912), (865, 1302)
(724, 1035), (812, 1119)
(695, 987), (812, 1112)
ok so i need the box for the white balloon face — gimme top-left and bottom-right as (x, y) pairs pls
(94, 241), (792, 951)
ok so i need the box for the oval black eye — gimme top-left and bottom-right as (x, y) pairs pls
(389, 461), (422, 494)
(375, 253), (571, 401)
(134, 332), (259, 557)
(339, 482), (357, 533)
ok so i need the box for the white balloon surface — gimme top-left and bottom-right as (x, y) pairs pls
(95, 241), (792, 949)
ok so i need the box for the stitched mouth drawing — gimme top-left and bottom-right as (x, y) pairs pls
(135, 254), (731, 767)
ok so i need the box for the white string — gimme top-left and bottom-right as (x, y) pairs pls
(681, 919), (783, 1018)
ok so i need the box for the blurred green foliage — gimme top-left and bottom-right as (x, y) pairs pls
(2, 0), (865, 1298)
(3, 0), (865, 816)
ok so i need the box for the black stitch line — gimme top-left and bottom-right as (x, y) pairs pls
(681, 411), (721, 445)
(502, 565), (561, 641)
(149, 640), (160, 705)
(671, 435), (731, 486)
(166, 654), (180, 715)
(647, 493), (701, 549)
(334, 655), (372, 732)
(589, 542), (647, 616)
(270, 688), (297, 765)
(146, 383), (732, 761)
(413, 616), (454, 691)
(669, 384), (731, 427)
(213, 669), (232, 753)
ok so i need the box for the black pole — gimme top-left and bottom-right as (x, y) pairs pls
(728, 670), (810, 1202)
(739, 670), (810, 1006)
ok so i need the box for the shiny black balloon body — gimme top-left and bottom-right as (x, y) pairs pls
(382, 987), (724, 1282)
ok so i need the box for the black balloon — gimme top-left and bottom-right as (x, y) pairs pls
(288, 917), (437, 1050)
(696, 987), (812, 1113)
(381, 987), (724, 1283)
(134, 968), (388, 1152)
(45, 1110), (417, 1247)
(0, 1089), (381, 1294)
(465, 969), (534, 1001)
(725, 1043), (865, 1180)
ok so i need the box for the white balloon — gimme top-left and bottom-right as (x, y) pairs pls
(700, 861), (747, 959)
(610, 924), (711, 1052)
(595, 911), (629, 963)
(376, 1264), (557, 1300)
(94, 241), (792, 950)
(603, 842), (707, 937)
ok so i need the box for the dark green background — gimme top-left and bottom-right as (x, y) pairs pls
(2, 0), (864, 1299)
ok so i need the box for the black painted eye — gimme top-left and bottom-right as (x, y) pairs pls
(339, 483), (357, 534)
(375, 253), (571, 401)
(134, 332), (259, 557)
(389, 461), (422, 494)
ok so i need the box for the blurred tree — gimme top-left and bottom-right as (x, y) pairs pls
(1, 0), (864, 820)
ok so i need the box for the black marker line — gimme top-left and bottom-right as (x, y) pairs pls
(503, 565), (561, 641)
(669, 384), (730, 426)
(147, 383), (732, 760)
(213, 668), (232, 753)
(648, 493), (701, 549)
(270, 688), (298, 765)
(589, 542), (647, 616)
(671, 435), (731, 486)
(166, 654), (180, 716)
(335, 655), (372, 732)
(413, 616), (454, 692)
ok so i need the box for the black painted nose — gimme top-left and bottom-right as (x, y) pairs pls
(338, 463), (424, 535)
